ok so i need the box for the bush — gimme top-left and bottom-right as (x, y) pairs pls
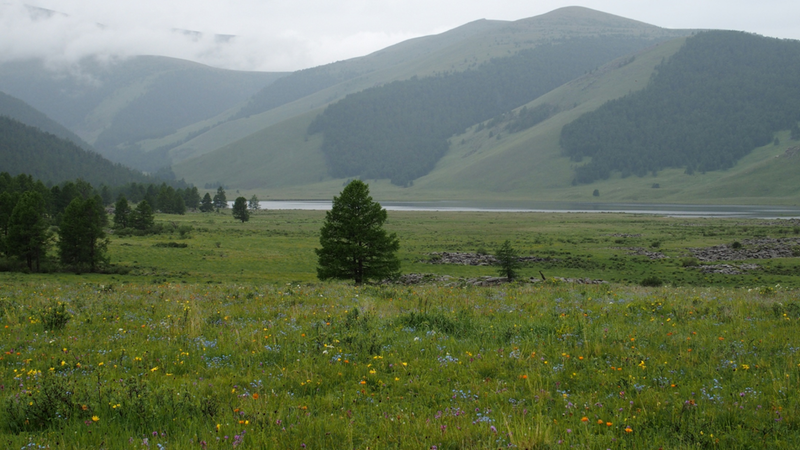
(153, 242), (188, 248)
(2, 372), (76, 432)
(731, 241), (743, 249)
(680, 257), (700, 267)
(640, 276), (663, 287)
(39, 301), (70, 331)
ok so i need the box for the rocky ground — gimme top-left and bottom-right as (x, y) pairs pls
(384, 273), (605, 286)
(611, 247), (668, 260)
(424, 252), (554, 266)
(697, 263), (762, 275)
(690, 237), (800, 262)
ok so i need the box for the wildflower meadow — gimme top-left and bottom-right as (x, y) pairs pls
(2, 280), (800, 449)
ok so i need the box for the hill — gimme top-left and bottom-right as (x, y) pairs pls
(172, 7), (693, 193)
(0, 56), (286, 172)
(0, 115), (160, 187)
(307, 35), (669, 186)
(560, 31), (800, 183)
(0, 90), (93, 151)
(164, 7), (689, 165)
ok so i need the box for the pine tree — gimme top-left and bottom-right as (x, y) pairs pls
(58, 196), (108, 272)
(184, 187), (201, 210)
(213, 186), (227, 209)
(232, 197), (250, 223)
(0, 191), (17, 255)
(494, 240), (521, 281)
(6, 191), (50, 272)
(199, 193), (214, 212)
(113, 196), (131, 229)
(315, 180), (400, 284)
(248, 195), (260, 210)
(130, 200), (155, 231)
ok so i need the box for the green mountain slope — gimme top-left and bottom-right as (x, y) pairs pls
(0, 56), (286, 171)
(307, 35), (668, 186)
(0, 91), (93, 151)
(0, 116), (158, 187)
(167, 7), (690, 164)
(560, 31), (800, 183)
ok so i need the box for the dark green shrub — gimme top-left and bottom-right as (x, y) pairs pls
(681, 257), (700, 267)
(640, 276), (663, 287)
(39, 301), (70, 331)
(153, 242), (188, 248)
(2, 372), (76, 432)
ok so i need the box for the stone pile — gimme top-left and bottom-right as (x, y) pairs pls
(382, 273), (605, 286)
(690, 237), (800, 261)
(698, 264), (761, 275)
(612, 247), (668, 260)
(425, 252), (553, 266)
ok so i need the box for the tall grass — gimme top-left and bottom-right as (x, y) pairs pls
(2, 280), (799, 448)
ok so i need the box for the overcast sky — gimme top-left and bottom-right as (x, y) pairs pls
(2, 0), (799, 72)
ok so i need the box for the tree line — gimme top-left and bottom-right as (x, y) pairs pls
(559, 31), (800, 183)
(0, 115), (172, 187)
(308, 36), (664, 186)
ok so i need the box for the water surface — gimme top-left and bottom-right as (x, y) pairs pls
(255, 200), (800, 219)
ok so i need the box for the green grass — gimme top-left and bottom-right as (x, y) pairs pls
(3, 279), (800, 448)
(84, 210), (800, 288)
(2, 210), (800, 448)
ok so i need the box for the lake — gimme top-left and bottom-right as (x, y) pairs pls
(255, 200), (800, 219)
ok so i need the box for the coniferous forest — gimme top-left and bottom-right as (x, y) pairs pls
(560, 31), (800, 183)
(308, 36), (665, 186)
(0, 116), (156, 187)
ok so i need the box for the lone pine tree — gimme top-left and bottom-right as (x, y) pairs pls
(315, 180), (400, 284)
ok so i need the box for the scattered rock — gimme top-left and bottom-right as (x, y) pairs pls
(611, 247), (668, 259)
(381, 273), (605, 286)
(530, 277), (607, 284)
(382, 273), (455, 285)
(425, 252), (554, 266)
(690, 237), (800, 261)
(698, 264), (761, 275)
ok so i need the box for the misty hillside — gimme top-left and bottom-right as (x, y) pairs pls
(0, 90), (93, 151)
(307, 35), (667, 186)
(561, 31), (800, 183)
(160, 7), (691, 166)
(0, 56), (286, 171)
(7, 6), (800, 204)
(0, 116), (159, 187)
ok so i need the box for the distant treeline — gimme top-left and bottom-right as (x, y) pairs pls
(0, 172), (200, 225)
(308, 36), (662, 186)
(0, 90), (93, 151)
(0, 115), (180, 188)
(560, 31), (800, 183)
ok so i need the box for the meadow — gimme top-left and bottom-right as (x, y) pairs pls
(2, 209), (800, 448)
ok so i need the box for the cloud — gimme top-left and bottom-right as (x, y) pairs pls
(2, 0), (799, 73)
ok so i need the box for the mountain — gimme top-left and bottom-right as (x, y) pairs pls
(0, 56), (286, 171)
(7, 6), (800, 204)
(0, 90), (93, 151)
(0, 115), (158, 187)
(560, 31), (800, 183)
(164, 7), (688, 165)
(171, 7), (694, 189)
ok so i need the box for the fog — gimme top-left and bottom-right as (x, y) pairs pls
(3, 0), (799, 72)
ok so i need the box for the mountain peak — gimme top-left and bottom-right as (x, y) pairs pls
(513, 6), (665, 34)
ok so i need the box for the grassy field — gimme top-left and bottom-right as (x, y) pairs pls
(59, 209), (800, 288)
(2, 210), (800, 448)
